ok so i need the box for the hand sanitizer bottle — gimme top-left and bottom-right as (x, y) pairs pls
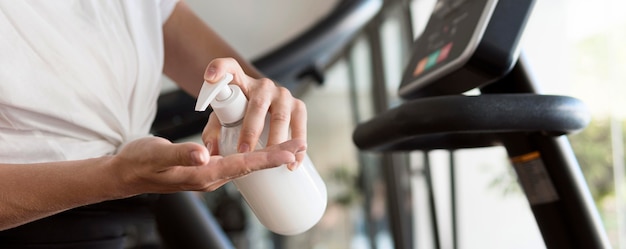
(195, 73), (327, 235)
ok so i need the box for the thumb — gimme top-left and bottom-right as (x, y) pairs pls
(150, 139), (209, 167)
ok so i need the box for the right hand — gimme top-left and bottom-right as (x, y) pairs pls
(201, 58), (308, 170)
(110, 136), (306, 196)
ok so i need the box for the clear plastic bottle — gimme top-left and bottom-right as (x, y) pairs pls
(195, 73), (327, 235)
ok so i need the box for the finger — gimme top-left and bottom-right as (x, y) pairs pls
(289, 99), (307, 142)
(266, 87), (293, 146)
(204, 179), (231, 191)
(288, 99), (308, 169)
(209, 147), (299, 181)
(202, 112), (222, 155)
(262, 139), (307, 172)
(152, 139), (210, 167)
(171, 140), (306, 192)
(259, 138), (307, 153)
(204, 58), (250, 94)
(237, 78), (275, 152)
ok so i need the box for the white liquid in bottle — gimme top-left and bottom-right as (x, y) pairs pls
(195, 74), (327, 235)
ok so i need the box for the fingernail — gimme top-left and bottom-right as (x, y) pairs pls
(206, 66), (216, 81)
(238, 143), (250, 153)
(191, 151), (206, 165)
(287, 161), (300, 171)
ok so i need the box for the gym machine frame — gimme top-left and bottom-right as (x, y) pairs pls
(353, 0), (613, 248)
(353, 56), (612, 248)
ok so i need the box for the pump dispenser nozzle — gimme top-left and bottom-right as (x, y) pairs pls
(195, 73), (234, 112)
(194, 73), (248, 125)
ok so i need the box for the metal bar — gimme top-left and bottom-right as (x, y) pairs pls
(499, 134), (611, 248)
(484, 58), (612, 249)
(347, 42), (380, 249)
(449, 150), (458, 249)
(424, 152), (442, 249)
(365, 15), (413, 249)
(155, 192), (235, 249)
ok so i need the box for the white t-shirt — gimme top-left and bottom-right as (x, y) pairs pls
(0, 0), (178, 163)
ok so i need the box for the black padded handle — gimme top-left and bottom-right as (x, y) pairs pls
(353, 94), (590, 151)
(254, 0), (383, 90)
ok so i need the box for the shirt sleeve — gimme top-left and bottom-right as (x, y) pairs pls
(159, 0), (179, 24)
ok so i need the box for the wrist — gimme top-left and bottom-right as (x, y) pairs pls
(98, 155), (138, 200)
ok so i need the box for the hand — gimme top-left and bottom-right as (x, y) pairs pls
(201, 58), (307, 168)
(111, 136), (306, 195)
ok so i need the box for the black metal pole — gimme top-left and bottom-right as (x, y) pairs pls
(365, 16), (413, 249)
(424, 152), (442, 249)
(449, 150), (458, 249)
(155, 192), (235, 249)
(483, 57), (612, 248)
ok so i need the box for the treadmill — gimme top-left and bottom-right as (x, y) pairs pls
(353, 0), (613, 248)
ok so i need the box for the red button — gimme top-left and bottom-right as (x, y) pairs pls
(437, 42), (453, 63)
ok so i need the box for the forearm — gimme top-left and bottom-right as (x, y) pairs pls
(0, 156), (126, 230)
(163, 1), (263, 97)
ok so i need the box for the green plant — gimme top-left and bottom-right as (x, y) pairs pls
(569, 118), (621, 203)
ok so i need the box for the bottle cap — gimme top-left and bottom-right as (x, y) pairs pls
(195, 73), (234, 111)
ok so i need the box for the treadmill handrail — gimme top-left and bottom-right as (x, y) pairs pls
(253, 0), (383, 89)
(353, 94), (591, 151)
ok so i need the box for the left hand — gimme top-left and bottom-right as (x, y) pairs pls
(113, 136), (306, 194)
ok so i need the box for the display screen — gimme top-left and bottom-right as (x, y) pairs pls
(399, 0), (497, 96)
